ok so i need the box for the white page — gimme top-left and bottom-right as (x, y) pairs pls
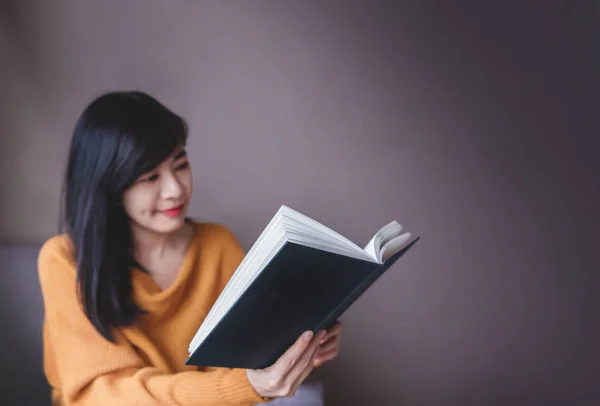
(380, 232), (412, 261)
(364, 221), (403, 263)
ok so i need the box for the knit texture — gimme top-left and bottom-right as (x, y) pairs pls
(38, 221), (270, 405)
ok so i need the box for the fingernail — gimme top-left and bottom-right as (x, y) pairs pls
(319, 330), (327, 338)
(304, 331), (314, 342)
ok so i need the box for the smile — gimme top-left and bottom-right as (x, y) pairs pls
(159, 204), (185, 217)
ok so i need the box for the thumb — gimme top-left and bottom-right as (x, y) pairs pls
(269, 330), (314, 376)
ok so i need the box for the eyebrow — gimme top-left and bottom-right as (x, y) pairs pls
(172, 150), (187, 161)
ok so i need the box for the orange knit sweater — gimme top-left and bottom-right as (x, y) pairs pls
(38, 221), (270, 406)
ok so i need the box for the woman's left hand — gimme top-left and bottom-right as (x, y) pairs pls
(314, 321), (343, 367)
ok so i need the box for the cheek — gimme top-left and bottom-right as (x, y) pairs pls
(122, 186), (158, 217)
(180, 170), (193, 196)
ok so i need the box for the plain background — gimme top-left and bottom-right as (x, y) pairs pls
(1, 1), (598, 405)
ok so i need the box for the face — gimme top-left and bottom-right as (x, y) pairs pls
(122, 146), (193, 234)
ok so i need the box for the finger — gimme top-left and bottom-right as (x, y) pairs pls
(328, 320), (343, 334)
(315, 335), (341, 366)
(287, 330), (324, 378)
(270, 330), (315, 377)
(275, 330), (323, 397)
(320, 321), (343, 343)
(290, 334), (323, 393)
(317, 335), (340, 354)
(291, 349), (319, 392)
(314, 347), (340, 365)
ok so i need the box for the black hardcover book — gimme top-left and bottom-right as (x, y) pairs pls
(185, 205), (420, 369)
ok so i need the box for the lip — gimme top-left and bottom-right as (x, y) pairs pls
(159, 204), (185, 217)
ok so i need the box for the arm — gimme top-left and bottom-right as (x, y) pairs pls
(38, 239), (269, 406)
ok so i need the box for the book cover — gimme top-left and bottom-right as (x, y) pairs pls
(185, 234), (419, 369)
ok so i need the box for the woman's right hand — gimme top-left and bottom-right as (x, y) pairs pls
(246, 329), (326, 398)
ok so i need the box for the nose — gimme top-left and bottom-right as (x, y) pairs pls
(160, 171), (184, 200)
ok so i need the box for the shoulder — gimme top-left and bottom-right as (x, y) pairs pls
(37, 233), (77, 283)
(187, 219), (246, 258)
(187, 220), (246, 281)
(188, 219), (242, 245)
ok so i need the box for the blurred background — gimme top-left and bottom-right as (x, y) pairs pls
(0, 1), (598, 405)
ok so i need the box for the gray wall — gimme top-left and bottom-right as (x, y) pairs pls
(1, 1), (598, 405)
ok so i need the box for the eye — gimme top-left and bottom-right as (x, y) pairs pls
(141, 173), (159, 182)
(176, 161), (189, 171)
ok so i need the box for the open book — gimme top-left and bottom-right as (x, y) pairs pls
(186, 205), (419, 369)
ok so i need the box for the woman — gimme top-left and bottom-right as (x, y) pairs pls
(38, 90), (343, 405)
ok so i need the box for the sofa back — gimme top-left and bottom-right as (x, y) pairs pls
(0, 243), (50, 404)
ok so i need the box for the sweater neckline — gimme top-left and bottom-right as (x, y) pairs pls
(131, 221), (201, 304)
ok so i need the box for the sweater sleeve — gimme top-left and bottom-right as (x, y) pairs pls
(38, 237), (270, 406)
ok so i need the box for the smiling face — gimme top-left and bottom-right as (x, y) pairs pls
(122, 145), (193, 234)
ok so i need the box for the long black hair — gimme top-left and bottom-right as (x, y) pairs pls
(61, 90), (188, 342)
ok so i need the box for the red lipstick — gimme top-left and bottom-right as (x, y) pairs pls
(160, 204), (184, 217)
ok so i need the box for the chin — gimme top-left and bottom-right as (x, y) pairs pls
(144, 214), (187, 234)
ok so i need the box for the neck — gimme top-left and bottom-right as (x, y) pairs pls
(130, 221), (189, 266)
